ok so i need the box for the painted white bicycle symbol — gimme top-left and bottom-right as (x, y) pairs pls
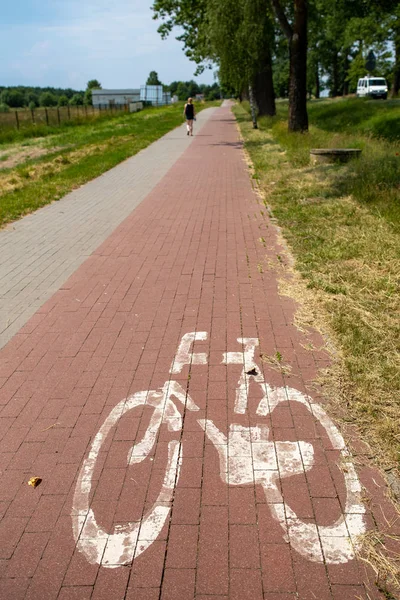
(72, 332), (366, 568)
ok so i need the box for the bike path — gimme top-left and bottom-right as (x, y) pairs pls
(0, 106), (216, 351)
(0, 102), (399, 600)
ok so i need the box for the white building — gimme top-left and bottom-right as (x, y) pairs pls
(92, 89), (140, 107)
(140, 85), (171, 106)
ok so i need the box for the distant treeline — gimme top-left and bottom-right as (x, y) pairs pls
(0, 86), (86, 111)
(0, 78), (224, 113)
(166, 80), (223, 100)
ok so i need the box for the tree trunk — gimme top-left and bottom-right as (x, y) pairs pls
(271, 0), (308, 132)
(288, 0), (308, 131)
(342, 51), (350, 96)
(248, 84), (258, 129)
(253, 46), (276, 117)
(391, 16), (400, 98)
(331, 51), (340, 97)
(315, 62), (320, 99)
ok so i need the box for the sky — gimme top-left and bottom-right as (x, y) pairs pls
(0, 1), (216, 90)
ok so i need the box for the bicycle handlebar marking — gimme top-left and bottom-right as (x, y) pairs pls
(72, 332), (366, 568)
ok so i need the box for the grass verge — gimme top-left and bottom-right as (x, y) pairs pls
(0, 101), (219, 227)
(233, 100), (400, 472)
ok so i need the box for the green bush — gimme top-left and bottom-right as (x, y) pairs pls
(69, 93), (84, 106)
(58, 95), (69, 107)
(39, 92), (58, 107)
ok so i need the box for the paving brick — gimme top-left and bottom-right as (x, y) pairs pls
(27, 494), (64, 532)
(63, 549), (100, 587)
(261, 544), (296, 592)
(58, 587), (93, 600)
(24, 515), (76, 600)
(328, 558), (363, 586)
(91, 566), (130, 600)
(0, 515), (28, 559)
(331, 585), (368, 599)
(41, 463), (79, 496)
(230, 525), (261, 569)
(229, 486), (257, 524)
(130, 540), (166, 589)
(165, 524), (198, 569)
(263, 595), (297, 600)
(176, 457), (203, 488)
(171, 487), (201, 524)
(306, 465), (338, 498)
(6, 531), (50, 577)
(161, 568), (196, 600)
(293, 556), (333, 599)
(126, 589), (160, 600)
(197, 506), (229, 595)
(230, 569), (264, 600)
(6, 480), (42, 518)
(0, 577), (30, 600)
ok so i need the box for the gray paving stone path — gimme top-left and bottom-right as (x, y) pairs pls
(0, 107), (217, 349)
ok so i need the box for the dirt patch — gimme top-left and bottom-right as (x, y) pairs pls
(0, 136), (133, 196)
(0, 146), (59, 170)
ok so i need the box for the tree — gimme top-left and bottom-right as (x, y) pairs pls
(176, 81), (189, 100)
(207, 0), (275, 120)
(365, 49), (376, 72)
(168, 81), (180, 95)
(270, 0), (309, 132)
(0, 90), (10, 106)
(0, 89), (25, 107)
(25, 91), (39, 107)
(0, 103), (9, 113)
(146, 71), (162, 85)
(69, 93), (84, 106)
(84, 80), (101, 106)
(390, 6), (400, 96)
(153, 0), (276, 125)
(86, 80), (102, 90)
(58, 95), (69, 106)
(39, 92), (57, 107)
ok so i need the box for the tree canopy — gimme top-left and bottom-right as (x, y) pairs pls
(153, 0), (400, 131)
(146, 71), (162, 85)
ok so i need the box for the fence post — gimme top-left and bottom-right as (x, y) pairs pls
(67, 105), (70, 120)
(57, 107), (61, 125)
(45, 108), (49, 126)
(31, 108), (35, 124)
(15, 111), (20, 130)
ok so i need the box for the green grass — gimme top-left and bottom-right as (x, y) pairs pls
(248, 99), (400, 232)
(0, 107), (135, 145)
(0, 102), (220, 227)
(307, 96), (400, 142)
(234, 99), (400, 474)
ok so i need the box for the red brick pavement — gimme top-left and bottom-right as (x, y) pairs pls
(0, 104), (399, 599)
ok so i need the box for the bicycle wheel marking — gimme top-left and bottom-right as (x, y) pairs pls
(72, 332), (366, 568)
(72, 380), (199, 568)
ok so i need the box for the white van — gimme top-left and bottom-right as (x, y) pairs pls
(356, 76), (388, 99)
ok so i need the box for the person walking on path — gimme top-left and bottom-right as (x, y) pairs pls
(183, 97), (196, 135)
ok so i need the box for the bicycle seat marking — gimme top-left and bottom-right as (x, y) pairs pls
(72, 332), (366, 568)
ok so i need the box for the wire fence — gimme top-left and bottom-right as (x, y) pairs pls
(0, 104), (130, 131)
